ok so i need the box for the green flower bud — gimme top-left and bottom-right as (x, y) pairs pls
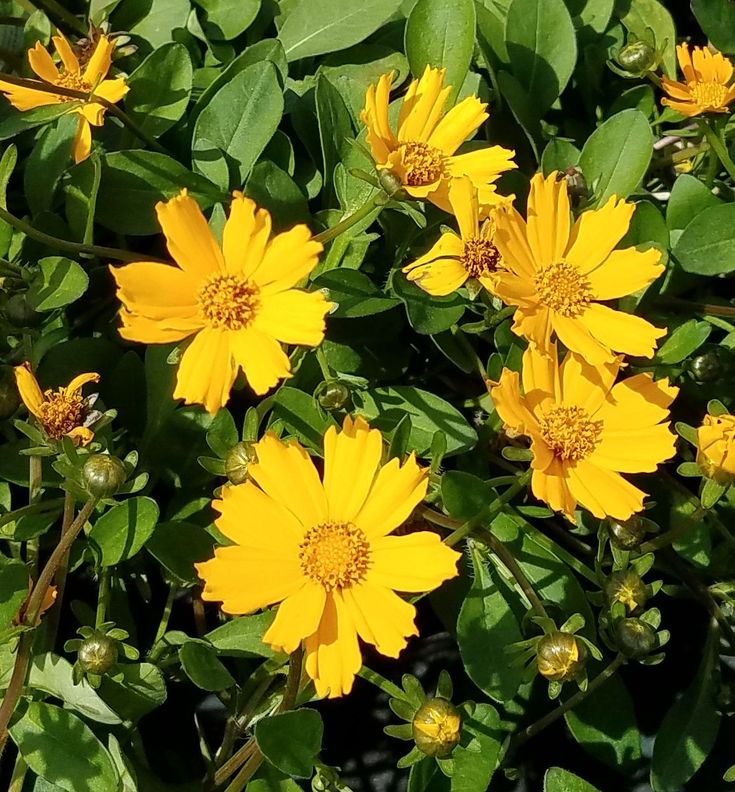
(316, 380), (351, 411)
(536, 631), (585, 682)
(78, 632), (118, 675)
(607, 516), (649, 550)
(5, 293), (42, 327)
(0, 365), (20, 419)
(224, 441), (258, 485)
(617, 41), (657, 74)
(411, 697), (461, 758)
(378, 168), (406, 199)
(604, 570), (648, 613)
(615, 617), (657, 658)
(82, 454), (126, 498)
(687, 348), (722, 383)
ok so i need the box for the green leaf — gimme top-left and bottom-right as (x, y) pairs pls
(654, 320), (711, 365)
(245, 160), (309, 231)
(112, 0), (190, 48)
(194, 0), (260, 39)
(179, 641), (236, 691)
(278, 0), (403, 62)
(674, 204), (735, 276)
(564, 674), (641, 771)
(392, 275), (465, 335)
(315, 73), (355, 202)
(271, 387), (333, 450)
(255, 709), (324, 778)
(0, 104), (71, 142)
(579, 109), (653, 205)
(618, 0), (676, 77)
(27, 257), (88, 312)
(205, 612), (277, 658)
(541, 138), (580, 175)
(404, 0), (476, 103)
(247, 762), (303, 791)
(666, 174), (720, 232)
(441, 471), (495, 521)
(97, 150), (225, 235)
(89, 497), (160, 567)
(691, 0), (735, 54)
(193, 61), (284, 189)
(24, 114), (77, 215)
(146, 520), (216, 586)
(566, 0), (614, 38)
(451, 703), (502, 791)
(98, 663), (167, 722)
(544, 768), (601, 792)
(457, 544), (524, 702)
(313, 269), (400, 318)
(9, 701), (119, 792)
(28, 653), (121, 725)
(505, 0), (577, 112)
(0, 555), (28, 632)
(650, 628), (721, 791)
(355, 386), (477, 457)
(125, 43), (193, 138)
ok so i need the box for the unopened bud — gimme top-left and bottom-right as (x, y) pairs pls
(607, 516), (649, 550)
(78, 632), (118, 675)
(316, 380), (351, 411)
(412, 697), (461, 757)
(617, 41), (657, 74)
(82, 454), (126, 498)
(536, 632), (585, 682)
(604, 570), (648, 612)
(225, 441), (257, 485)
(615, 617), (657, 658)
(378, 168), (406, 199)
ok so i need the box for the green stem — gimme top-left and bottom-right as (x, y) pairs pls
(656, 295), (735, 319)
(95, 567), (110, 629)
(149, 583), (177, 657)
(357, 666), (407, 701)
(26, 455), (42, 576)
(42, 491), (74, 650)
(26, 0), (87, 35)
(312, 192), (386, 245)
(8, 753), (27, 792)
(510, 654), (625, 748)
(315, 346), (332, 381)
(697, 118), (735, 181)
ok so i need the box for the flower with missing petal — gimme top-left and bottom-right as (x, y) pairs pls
(493, 171), (666, 365)
(489, 344), (678, 521)
(696, 412), (735, 483)
(402, 177), (504, 296)
(14, 363), (100, 447)
(361, 66), (516, 214)
(111, 190), (332, 415)
(196, 416), (460, 698)
(0, 33), (128, 163)
(661, 44), (735, 117)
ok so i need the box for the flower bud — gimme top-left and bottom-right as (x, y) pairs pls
(316, 380), (351, 411)
(604, 570), (647, 612)
(607, 516), (649, 550)
(378, 168), (406, 199)
(688, 349), (722, 383)
(615, 617), (657, 658)
(5, 293), (42, 327)
(411, 697), (461, 758)
(82, 454), (127, 498)
(536, 631), (585, 682)
(224, 441), (258, 485)
(78, 632), (118, 675)
(617, 41), (657, 74)
(0, 365), (20, 419)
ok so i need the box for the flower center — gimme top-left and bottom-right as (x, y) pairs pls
(197, 273), (260, 330)
(534, 262), (593, 316)
(691, 80), (728, 109)
(400, 141), (445, 186)
(462, 237), (501, 278)
(38, 390), (84, 439)
(54, 71), (92, 102)
(299, 522), (370, 591)
(539, 405), (602, 462)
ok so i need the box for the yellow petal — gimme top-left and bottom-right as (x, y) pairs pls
(254, 288), (330, 346)
(589, 425), (676, 472)
(397, 65), (450, 142)
(512, 305), (553, 353)
(493, 271), (536, 306)
(83, 35), (114, 84)
(565, 196), (635, 275)
(597, 373), (678, 430)
(559, 351), (619, 415)
(565, 460), (645, 520)
(343, 581), (417, 658)
(361, 72), (396, 165)
(255, 225), (322, 292)
(117, 310), (203, 343)
(445, 147), (517, 190)
(490, 369), (539, 436)
(427, 95), (488, 155)
(222, 192), (272, 276)
(526, 172), (570, 269)
(80, 101), (105, 126)
(676, 44), (696, 82)
(0, 82), (60, 111)
(368, 532), (459, 592)
(323, 415), (383, 523)
(66, 426), (94, 447)
(587, 247), (664, 300)
(174, 328), (236, 414)
(521, 342), (560, 403)
(110, 261), (200, 319)
(493, 206), (536, 279)
(246, 432), (328, 530)
(72, 116), (92, 164)
(65, 372), (100, 396)
(263, 582), (326, 654)
(14, 363), (45, 418)
(578, 303), (666, 359)
(447, 176), (479, 240)
(52, 34), (80, 74)
(531, 459), (576, 518)
(93, 77), (128, 105)
(403, 232), (467, 296)
(28, 41), (59, 82)
(156, 190), (225, 279)
(552, 313), (612, 365)
(229, 326), (291, 395)
(353, 454), (427, 539)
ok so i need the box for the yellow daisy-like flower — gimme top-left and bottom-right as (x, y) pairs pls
(0, 33), (128, 163)
(402, 177), (504, 296)
(111, 190), (332, 415)
(696, 413), (735, 482)
(196, 416), (460, 698)
(14, 362), (100, 447)
(493, 171), (666, 365)
(661, 44), (735, 117)
(489, 344), (678, 521)
(361, 66), (516, 214)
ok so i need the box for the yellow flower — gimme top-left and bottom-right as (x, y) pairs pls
(493, 171), (666, 365)
(402, 177), (504, 296)
(361, 66), (516, 214)
(489, 344), (678, 521)
(111, 191), (332, 415)
(14, 362), (100, 446)
(196, 416), (460, 698)
(661, 44), (735, 117)
(0, 33), (128, 163)
(696, 413), (735, 482)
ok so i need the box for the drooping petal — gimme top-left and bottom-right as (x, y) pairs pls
(174, 327), (237, 414)
(156, 190), (225, 279)
(586, 247), (664, 300)
(578, 303), (666, 359)
(72, 116), (92, 164)
(254, 225), (322, 292)
(512, 305), (553, 352)
(222, 192), (272, 277)
(368, 532), (460, 591)
(526, 172), (570, 269)
(14, 363), (45, 419)
(263, 582), (327, 654)
(489, 369), (540, 435)
(0, 81), (60, 111)
(110, 261), (200, 320)
(66, 426), (94, 447)
(80, 101), (105, 126)
(229, 326), (291, 395)
(52, 34), (80, 74)
(566, 460), (646, 520)
(531, 460), (576, 518)
(253, 289), (331, 346)
(492, 271), (536, 306)
(65, 372), (100, 397)
(403, 232), (467, 296)
(246, 432), (328, 530)
(565, 196), (635, 274)
(28, 41), (59, 82)
(427, 95), (488, 155)
(343, 581), (418, 658)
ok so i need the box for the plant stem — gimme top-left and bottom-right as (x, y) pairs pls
(315, 346), (332, 381)
(312, 191), (386, 245)
(26, 0), (87, 35)
(510, 654), (624, 748)
(149, 583), (177, 657)
(95, 567), (110, 629)
(656, 295), (735, 319)
(42, 491), (74, 650)
(358, 666), (407, 700)
(26, 455), (42, 576)
(698, 118), (735, 181)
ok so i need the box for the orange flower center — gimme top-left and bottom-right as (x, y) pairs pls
(690, 80), (728, 109)
(535, 262), (593, 316)
(197, 273), (260, 330)
(38, 389), (84, 439)
(299, 522), (370, 591)
(539, 405), (602, 461)
(462, 237), (501, 278)
(400, 141), (444, 186)
(54, 71), (92, 102)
